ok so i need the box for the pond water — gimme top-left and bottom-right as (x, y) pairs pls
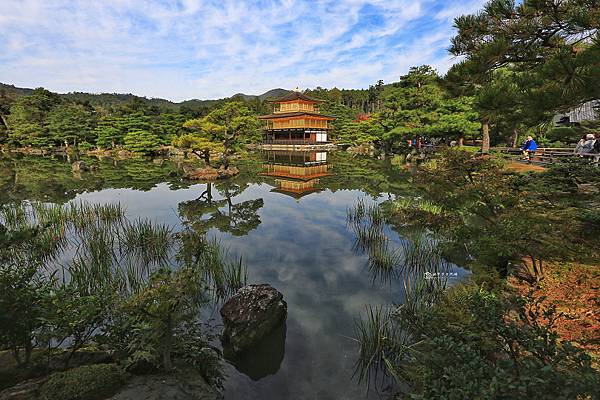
(0, 151), (468, 399)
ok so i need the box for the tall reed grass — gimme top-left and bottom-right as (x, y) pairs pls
(347, 200), (453, 387)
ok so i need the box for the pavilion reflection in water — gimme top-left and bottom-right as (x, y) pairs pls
(260, 150), (332, 198)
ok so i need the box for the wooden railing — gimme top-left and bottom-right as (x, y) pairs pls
(263, 139), (329, 145)
(491, 147), (599, 166)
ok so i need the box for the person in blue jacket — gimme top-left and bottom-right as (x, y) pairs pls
(521, 135), (538, 161)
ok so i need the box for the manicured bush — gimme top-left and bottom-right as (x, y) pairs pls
(77, 141), (94, 152)
(38, 364), (127, 400)
(123, 130), (160, 155)
(546, 127), (578, 143)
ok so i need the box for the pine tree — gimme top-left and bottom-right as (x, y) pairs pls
(123, 130), (160, 155)
(450, 0), (600, 122)
(6, 88), (62, 147)
(94, 116), (124, 149)
(47, 103), (95, 147)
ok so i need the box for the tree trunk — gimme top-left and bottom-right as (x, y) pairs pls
(162, 317), (173, 371)
(482, 119), (490, 153)
(222, 143), (231, 170)
(192, 150), (211, 166)
(24, 341), (33, 367)
(509, 128), (519, 147)
(12, 347), (22, 367)
(0, 113), (10, 132)
(223, 153), (229, 169)
(458, 136), (464, 146)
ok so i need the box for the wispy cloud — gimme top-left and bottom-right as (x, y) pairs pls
(0, 0), (488, 101)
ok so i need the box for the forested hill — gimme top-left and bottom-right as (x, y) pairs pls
(231, 88), (290, 101)
(0, 83), (34, 99)
(0, 82), (290, 110)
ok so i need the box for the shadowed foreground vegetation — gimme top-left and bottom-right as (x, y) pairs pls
(0, 202), (246, 397)
(351, 149), (600, 399)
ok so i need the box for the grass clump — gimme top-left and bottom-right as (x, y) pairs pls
(38, 364), (127, 400)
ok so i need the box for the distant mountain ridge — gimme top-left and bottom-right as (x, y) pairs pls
(0, 82), (291, 106)
(232, 88), (291, 101)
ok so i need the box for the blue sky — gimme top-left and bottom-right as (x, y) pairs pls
(0, 0), (487, 101)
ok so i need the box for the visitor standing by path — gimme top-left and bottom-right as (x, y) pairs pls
(521, 135), (538, 161)
(574, 134), (596, 155)
(574, 134), (599, 165)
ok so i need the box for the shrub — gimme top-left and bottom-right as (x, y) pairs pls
(356, 286), (600, 399)
(546, 127), (578, 143)
(38, 364), (127, 400)
(123, 130), (160, 155)
(77, 141), (94, 152)
(1, 203), (240, 387)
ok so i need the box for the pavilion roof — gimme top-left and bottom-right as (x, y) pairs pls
(271, 187), (323, 199)
(258, 111), (335, 119)
(268, 92), (324, 103)
(259, 171), (333, 181)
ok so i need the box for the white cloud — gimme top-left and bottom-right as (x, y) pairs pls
(0, 0), (487, 101)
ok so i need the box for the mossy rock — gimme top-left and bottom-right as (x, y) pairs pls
(38, 364), (127, 400)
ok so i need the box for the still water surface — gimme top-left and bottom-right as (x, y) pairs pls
(0, 151), (467, 399)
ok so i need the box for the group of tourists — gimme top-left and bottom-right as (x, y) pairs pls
(520, 133), (600, 164)
(407, 136), (431, 150)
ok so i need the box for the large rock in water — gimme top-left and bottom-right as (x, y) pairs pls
(220, 284), (287, 354)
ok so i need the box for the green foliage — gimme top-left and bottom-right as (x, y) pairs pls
(0, 264), (52, 367)
(203, 101), (260, 146)
(47, 103), (95, 147)
(39, 364), (127, 400)
(181, 102), (259, 168)
(546, 126), (578, 143)
(0, 90), (13, 143)
(174, 131), (224, 165)
(94, 115), (123, 149)
(155, 112), (187, 139)
(345, 66), (482, 152)
(337, 119), (384, 146)
(379, 67), (446, 145)
(316, 101), (360, 142)
(386, 149), (591, 277)
(174, 323), (224, 388)
(356, 285), (600, 399)
(0, 202), (241, 383)
(6, 88), (62, 147)
(123, 129), (160, 155)
(305, 80), (384, 114)
(0, 206), (66, 367)
(426, 96), (480, 140)
(576, 117), (600, 139)
(43, 285), (112, 367)
(450, 0), (600, 142)
(120, 265), (209, 371)
(115, 112), (152, 134)
(1, 86), (263, 151)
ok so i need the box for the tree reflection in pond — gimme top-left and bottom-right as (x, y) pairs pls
(178, 181), (264, 237)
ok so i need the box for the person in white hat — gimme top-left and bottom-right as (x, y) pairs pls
(575, 133), (596, 155)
